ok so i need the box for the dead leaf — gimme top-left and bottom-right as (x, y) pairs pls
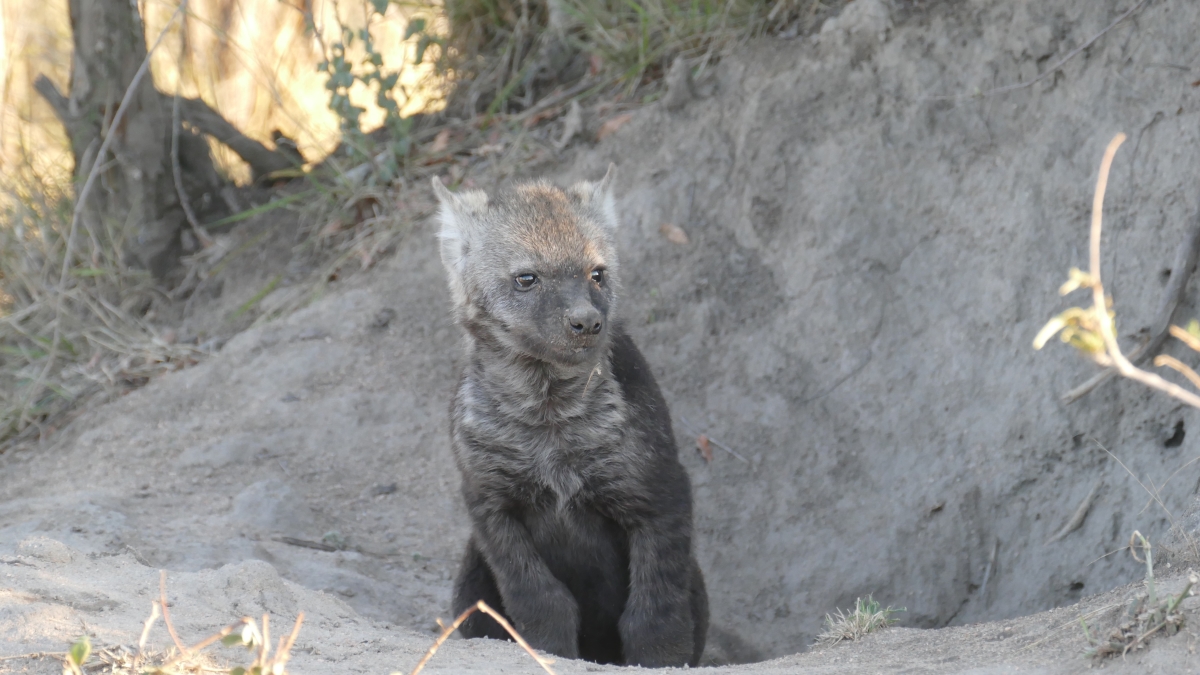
(660, 222), (689, 245)
(318, 219), (347, 239)
(588, 53), (604, 77)
(596, 113), (634, 142)
(697, 434), (713, 463)
(523, 104), (564, 129)
(429, 128), (451, 153)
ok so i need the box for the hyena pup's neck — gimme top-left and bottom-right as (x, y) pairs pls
(462, 331), (620, 428)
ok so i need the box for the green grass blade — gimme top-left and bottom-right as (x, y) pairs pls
(203, 191), (315, 230)
(231, 274), (283, 319)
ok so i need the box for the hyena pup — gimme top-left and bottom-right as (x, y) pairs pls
(432, 166), (708, 667)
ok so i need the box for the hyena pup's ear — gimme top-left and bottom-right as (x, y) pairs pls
(432, 177), (488, 303)
(571, 163), (619, 230)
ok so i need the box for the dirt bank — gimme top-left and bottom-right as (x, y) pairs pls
(6, 0), (1200, 671)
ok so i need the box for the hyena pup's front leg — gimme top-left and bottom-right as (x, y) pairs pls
(618, 521), (698, 666)
(471, 511), (581, 658)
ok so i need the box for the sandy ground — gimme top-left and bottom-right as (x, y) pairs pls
(3, 535), (1200, 674)
(8, 0), (1200, 672)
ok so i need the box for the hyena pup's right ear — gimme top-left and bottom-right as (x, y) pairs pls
(432, 177), (488, 305)
(570, 163), (619, 230)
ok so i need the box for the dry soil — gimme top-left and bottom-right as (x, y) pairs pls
(7, 0), (1200, 672)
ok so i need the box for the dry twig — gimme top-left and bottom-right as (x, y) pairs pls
(160, 570), (188, 656)
(171, 86), (213, 248)
(1062, 207), (1200, 403)
(1084, 136), (1200, 408)
(1153, 354), (1200, 390)
(1171, 324), (1200, 351)
(134, 599), (161, 671)
(409, 600), (557, 675)
(1035, 133), (1200, 409)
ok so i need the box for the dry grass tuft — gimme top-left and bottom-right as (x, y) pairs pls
(0, 167), (213, 449)
(49, 588), (552, 675)
(58, 572), (305, 675)
(442, 0), (849, 115)
(814, 595), (903, 646)
(1083, 532), (1197, 659)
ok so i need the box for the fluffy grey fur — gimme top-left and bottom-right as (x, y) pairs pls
(432, 168), (708, 667)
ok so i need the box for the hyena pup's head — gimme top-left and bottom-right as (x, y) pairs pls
(432, 165), (621, 367)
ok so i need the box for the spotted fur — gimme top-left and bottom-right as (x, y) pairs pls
(432, 168), (708, 667)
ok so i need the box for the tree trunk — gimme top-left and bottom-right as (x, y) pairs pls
(34, 0), (307, 279)
(47, 0), (208, 277)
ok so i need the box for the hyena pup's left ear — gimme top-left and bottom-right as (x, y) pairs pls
(572, 163), (619, 230)
(432, 177), (488, 303)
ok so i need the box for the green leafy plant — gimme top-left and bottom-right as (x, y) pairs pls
(312, 2), (443, 181)
(64, 635), (91, 675)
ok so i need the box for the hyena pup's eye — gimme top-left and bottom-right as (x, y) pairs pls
(514, 273), (538, 289)
(590, 269), (605, 285)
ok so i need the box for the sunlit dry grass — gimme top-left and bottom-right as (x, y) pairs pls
(0, 166), (212, 444)
(1, 0), (442, 185)
(0, 0), (73, 181)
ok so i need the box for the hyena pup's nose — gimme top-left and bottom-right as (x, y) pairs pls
(567, 306), (603, 335)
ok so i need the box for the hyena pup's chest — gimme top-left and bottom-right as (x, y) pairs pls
(464, 414), (631, 507)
